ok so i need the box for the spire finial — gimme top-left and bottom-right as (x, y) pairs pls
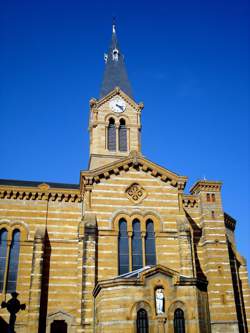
(112, 17), (116, 34)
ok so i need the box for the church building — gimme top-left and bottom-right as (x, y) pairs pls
(0, 24), (249, 333)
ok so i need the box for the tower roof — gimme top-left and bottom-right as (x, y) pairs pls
(100, 23), (133, 99)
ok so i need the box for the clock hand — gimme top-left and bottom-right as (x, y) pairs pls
(116, 104), (124, 110)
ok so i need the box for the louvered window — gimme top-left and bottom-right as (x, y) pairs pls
(119, 119), (127, 152)
(137, 309), (148, 333)
(145, 220), (156, 266)
(174, 309), (185, 333)
(6, 229), (20, 293)
(132, 219), (143, 271)
(0, 229), (8, 292)
(118, 219), (129, 275)
(108, 118), (116, 151)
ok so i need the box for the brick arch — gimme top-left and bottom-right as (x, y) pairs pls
(129, 300), (152, 320)
(112, 211), (162, 233)
(0, 219), (29, 241)
(167, 300), (187, 321)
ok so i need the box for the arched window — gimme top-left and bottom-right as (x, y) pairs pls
(137, 309), (148, 333)
(0, 229), (8, 292)
(145, 220), (156, 266)
(206, 193), (210, 202)
(174, 308), (185, 333)
(119, 118), (127, 152)
(118, 219), (129, 275)
(107, 118), (116, 151)
(6, 229), (20, 293)
(211, 193), (216, 202)
(132, 219), (143, 271)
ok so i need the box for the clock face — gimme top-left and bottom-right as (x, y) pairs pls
(109, 97), (126, 113)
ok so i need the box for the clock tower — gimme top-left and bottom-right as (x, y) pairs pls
(88, 24), (144, 170)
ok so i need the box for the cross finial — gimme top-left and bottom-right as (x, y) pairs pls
(112, 17), (116, 34)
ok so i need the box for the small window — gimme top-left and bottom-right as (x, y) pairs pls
(119, 119), (127, 152)
(206, 193), (210, 202)
(108, 118), (116, 151)
(174, 308), (185, 333)
(0, 229), (8, 292)
(137, 309), (148, 333)
(6, 229), (20, 293)
(211, 193), (216, 202)
(211, 210), (215, 218)
(132, 219), (143, 271)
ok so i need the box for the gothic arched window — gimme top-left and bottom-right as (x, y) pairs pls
(174, 308), (185, 333)
(6, 229), (20, 293)
(132, 219), (143, 271)
(0, 229), (8, 292)
(107, 118), (116, 151)
(137, 309), (148, 333)
(119, 118), (127, 152)
(118, 219), (129, 275)
(145, 219), (156, 266)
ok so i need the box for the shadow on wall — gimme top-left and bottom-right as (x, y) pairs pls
(0, 317), (8, 333)
(39, 229), (51, 333)
(1, 292), (26, 333)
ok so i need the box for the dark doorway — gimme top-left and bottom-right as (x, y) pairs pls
(136, 309), (148, 333)
(51, 320), (67, 333)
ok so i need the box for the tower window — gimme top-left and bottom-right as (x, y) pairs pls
(206, 193), (210, 202)
(118, 219), (129, 275)
(107, 118), (116, 151)
(137, 309), (148, 333)
(145, 220), (156, 266)
(132, 219), (143, 271)
(211, 193), (216, 202)
(174, 308), (185, 333)
(119, 118), (127, 152)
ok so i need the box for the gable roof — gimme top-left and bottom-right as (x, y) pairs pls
(80, 151), (187, 192)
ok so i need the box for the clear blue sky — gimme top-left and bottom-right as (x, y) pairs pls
(1, 1), (249, 268)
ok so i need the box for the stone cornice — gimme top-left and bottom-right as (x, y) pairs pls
(0, 184), (82, 202)
(182, 194), (199, 208)
(190, 180), (222, 195)
(224, 212), (236, 232)
(89, 87), (144, 112)
(80, 151), (187, 193)
(93, 265), (207, 297)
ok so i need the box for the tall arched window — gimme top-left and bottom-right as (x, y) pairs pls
(145, 220), (156, 266)
(0, 229), (8, 292)
(137, 309), (148, 333)
(174, 308), (185, 333)
(107, 118), (116, 151)
(6, 229), (20, 293)
(132, 219), (143, 271)
(118, 219), (129, 275)
(118, 118), (127, 152)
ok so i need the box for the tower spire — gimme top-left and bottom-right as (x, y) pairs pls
(100, 22), (133, 98)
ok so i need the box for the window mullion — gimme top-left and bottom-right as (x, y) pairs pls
(141, 231), (146, 267)
(128, 231), (133, 272)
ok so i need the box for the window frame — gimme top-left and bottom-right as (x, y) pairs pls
(0, 225), (22, 294)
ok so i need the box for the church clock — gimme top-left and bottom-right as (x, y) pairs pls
(109, 97), (126, 113)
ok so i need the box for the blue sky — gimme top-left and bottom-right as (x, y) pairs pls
(0, 0), (249, 268)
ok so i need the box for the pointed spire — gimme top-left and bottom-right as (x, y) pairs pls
(100, 22), (133, 98)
